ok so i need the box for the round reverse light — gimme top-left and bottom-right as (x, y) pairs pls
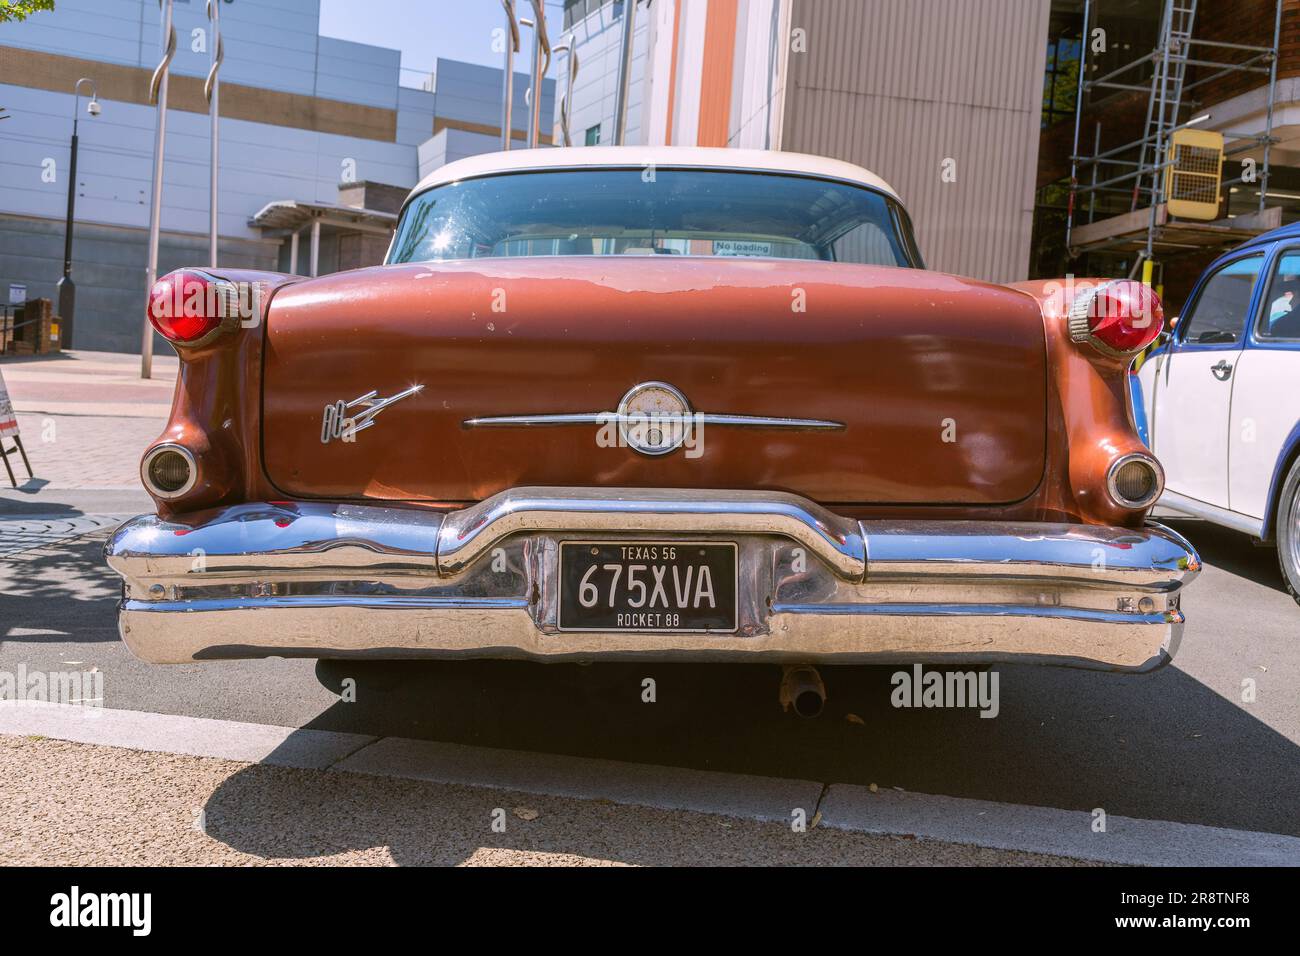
(1107, 453), (1163, 509)
(1069, 280), (1164, 357)
(142, 444), (197, 498)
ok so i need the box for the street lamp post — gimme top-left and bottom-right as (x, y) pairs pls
(142, 0), (176, 380)
(526, 0), (549, 148)
(500, 0), (520, 150)
(57, 77), (99, 350)
(205, 0), (223, 268)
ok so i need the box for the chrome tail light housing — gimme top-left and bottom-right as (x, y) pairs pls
(1069, 280), (1165, 358)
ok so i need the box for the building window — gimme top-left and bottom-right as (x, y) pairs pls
(1043, 33), (1081, 129)
(585, 124), (601, 146)
(564, 0), (614, 30)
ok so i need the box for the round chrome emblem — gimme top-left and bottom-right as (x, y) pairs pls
(618, 381), (691, 456)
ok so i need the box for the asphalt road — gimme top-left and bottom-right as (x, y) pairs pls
(2, 486), (1298, 839)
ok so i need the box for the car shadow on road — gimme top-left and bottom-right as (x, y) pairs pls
(198, 646), (1300, 864)
(1162, 517), (1289, 595)
(195, 755), (1059, 867)
(0, 534), (122, 646)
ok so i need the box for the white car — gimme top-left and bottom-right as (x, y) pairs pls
(1135, 222), (1300, 604)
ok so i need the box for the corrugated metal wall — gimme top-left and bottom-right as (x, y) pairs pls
(782, 0), (1050, 283)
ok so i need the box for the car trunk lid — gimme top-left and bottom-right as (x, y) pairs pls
(261, 257), (1047, 505)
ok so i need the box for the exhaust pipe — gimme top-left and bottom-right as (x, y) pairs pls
(780, 663), (826, 719)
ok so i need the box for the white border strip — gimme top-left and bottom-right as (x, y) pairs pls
(819, 785), (1300, 867)
(0, 701), (375, 770)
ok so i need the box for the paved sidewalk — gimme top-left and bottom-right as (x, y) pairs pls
(0, 351), (175, 491)
(0, 735), (1090, 866)
(7, 702), (1296, 866)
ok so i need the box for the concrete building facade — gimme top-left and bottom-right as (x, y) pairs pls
(560, 0), (1050, 284)
(0, 0), (552, 353)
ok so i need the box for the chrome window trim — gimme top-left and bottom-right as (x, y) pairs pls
(389, 165), (923, 269)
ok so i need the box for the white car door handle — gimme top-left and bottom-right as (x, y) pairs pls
(1210, 360), (1233, 381)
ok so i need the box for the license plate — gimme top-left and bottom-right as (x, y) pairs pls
(557, 541), (738, 632)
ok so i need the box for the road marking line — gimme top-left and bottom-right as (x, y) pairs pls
(3, 701), (1298, 865)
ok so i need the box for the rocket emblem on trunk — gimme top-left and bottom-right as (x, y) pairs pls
(321, 385), (424, 444)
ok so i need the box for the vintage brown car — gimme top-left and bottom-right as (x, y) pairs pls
(106, 146), (1199, 698)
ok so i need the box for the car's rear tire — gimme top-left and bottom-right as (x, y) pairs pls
(1275, 456), (1300, 607)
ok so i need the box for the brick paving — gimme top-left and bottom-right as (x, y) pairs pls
(0, 515), (121, 558)
(0, 351), (175, 491)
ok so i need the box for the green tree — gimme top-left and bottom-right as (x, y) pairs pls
(0, 0), (55, 23)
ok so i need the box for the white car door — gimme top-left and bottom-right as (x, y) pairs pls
(1229, 246), (1300, 522)
(1152, 253), (1263, 510)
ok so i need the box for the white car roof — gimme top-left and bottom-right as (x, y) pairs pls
(410, 146), (901, 202)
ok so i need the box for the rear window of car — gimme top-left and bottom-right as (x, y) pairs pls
(388, 168), (921, 268)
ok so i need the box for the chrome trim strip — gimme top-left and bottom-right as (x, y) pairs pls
(772, 602), (1182, 626)
(464, 413), (605, 427)
(434, 486), (867, 580)
(1156, 488), (1266, 538)
(125, 596), (531, 613)
(698, 414), (843, 429)
(859, 519), (1198, 590)
(463, 412), (844, 430)
(111, 600), (1185, 672)
(105, 502), (443, 579)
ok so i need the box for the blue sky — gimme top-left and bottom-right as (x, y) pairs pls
(319, 0), (566, 84)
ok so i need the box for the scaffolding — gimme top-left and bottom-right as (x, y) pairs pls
(1065, 0), (1285, 270)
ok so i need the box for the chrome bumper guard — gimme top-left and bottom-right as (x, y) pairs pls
(105, 487), (1200, 671)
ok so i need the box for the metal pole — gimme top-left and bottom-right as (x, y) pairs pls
(1064, 0), (1092, 254)
(1088, 121), (1101, 223)
(142, 0), (175, 380)
(500, 0), (519, 150)
(309, 219), (320, 277)
(58, 78), (96, 349)
(1145, 0), (1175, 264)
(552, 38), (579, 147)
(205, 0), (223, 267)
(289, 230), (299, 275)
(1259, 0), (1283, 212)
(613, 0), (638, 145)
(526, 0), (549, 148)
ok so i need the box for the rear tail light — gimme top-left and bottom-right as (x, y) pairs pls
(147, 269), (239, 346)
(1107, 453), (1163, 509)
(141, 444), (197, 499)
(1069, 280), (1164, 357)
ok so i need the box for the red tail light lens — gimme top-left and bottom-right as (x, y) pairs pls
(147, 269), (234, 345)
(1068, 280), (1164, 357)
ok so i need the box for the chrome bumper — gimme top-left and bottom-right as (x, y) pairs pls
(104, 487), (1200, 671)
